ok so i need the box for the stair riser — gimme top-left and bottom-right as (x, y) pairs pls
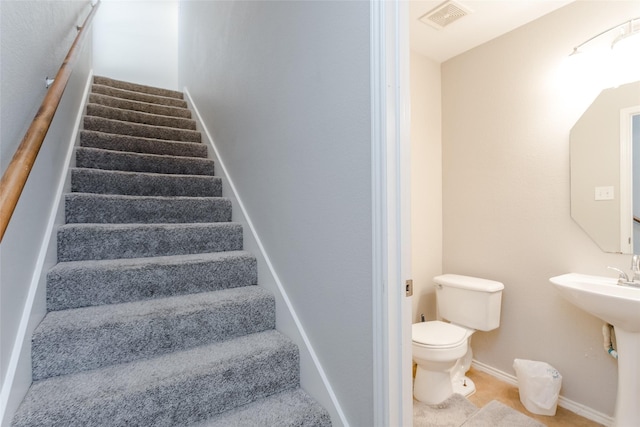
(80, 131), (208, 158)
(57, 224), (243, 262)
(92, 84), (187, 108)
(47, 253), (258, 311)
(89, 93), (192, 119)
(33, 288), (275, 380)
(71, 169), (221, 197)
(94, 76), (184, 100)
(197, 389), (331, 427)
(84, 116), (201, 143)
(86, 104), (196, 130)
(65, 194), (232, 224)
(76, 148), (214, 176)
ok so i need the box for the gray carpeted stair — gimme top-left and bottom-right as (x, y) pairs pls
(58, 222), (244, 261)
(88, 93), (192, 118)
(71, 168), (222, 197)
(76, 146), (211, 174)
(84, 116), (201, 142)
(47, 251), (258, 311)
(13, 331), (300, 427)
(32, 286), (276, 380)
(13, 76), (331, 426)
(86, 103), (197, 130)
(65, 193), (232, 224)
(194, 388), (332, 427)
(93, 75), (185, 99)
(80, 130), (208, 157)
(91, 83), (188, 108)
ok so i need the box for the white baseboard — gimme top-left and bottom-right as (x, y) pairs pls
(471, 360), (614, 427)
(183, 88), (347, 427)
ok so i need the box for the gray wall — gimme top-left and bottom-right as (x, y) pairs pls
(442, 1), (640, 417)
(0, 0), (93, 420)
(92, 0), (179, 90)
(178, 1), (372, 425)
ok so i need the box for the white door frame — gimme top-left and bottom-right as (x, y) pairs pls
(620, 106), (640, 253)
(371, 1), (413, 426)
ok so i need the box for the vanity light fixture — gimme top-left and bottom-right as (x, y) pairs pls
(611, 18), (640, 50)
(571, 17), (640, 56)
(565, 17), (640, 89)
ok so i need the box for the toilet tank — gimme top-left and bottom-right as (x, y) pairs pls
(434, 274), (504, 331)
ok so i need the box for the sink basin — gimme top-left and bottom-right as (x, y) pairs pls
(550, 272), (640, 427)
(550, 273), (640, 332)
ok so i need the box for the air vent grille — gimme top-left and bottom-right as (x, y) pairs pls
(419, 0), (471, 30)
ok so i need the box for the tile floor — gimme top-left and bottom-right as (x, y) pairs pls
(466, 368), (606, 427)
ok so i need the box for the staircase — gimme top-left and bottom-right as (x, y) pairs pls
(12, 76), (331, 426)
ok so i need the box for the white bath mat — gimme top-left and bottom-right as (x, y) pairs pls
(413, 394), (546, 427)
(413, 394), (478, 427)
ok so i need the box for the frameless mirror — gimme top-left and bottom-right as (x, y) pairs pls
(570, 81), (640, 253)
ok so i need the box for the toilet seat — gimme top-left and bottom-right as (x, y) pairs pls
(412, 321), (470, 349)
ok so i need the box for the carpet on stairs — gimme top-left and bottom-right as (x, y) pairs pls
(11, 75), (331, 427)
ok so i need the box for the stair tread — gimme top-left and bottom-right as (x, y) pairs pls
(192, 388), (331, 427)
(33, 286), (275, 380)
(71, 167), (222, 197)
(76, 146), (214, 175)
(80, 130), (208, 158)
(72, 167), (217, 180)
(92, 83), (188, 108)
(13, 330), (299, 427)
(47, 250), (258, 311)
(77, 146), (211, 163)
(84, 115), (201, 142)
(57, 222), (244, 262)
(59, 221), (241, 229)
(86, 103), (197, 130)
(89, 93), (192, 118)
(66, 192), (230, 202)
(51, 249), (255, 271)
(38, 285), (271, 335)
(93, 75), (184, 100)
(65, 193), (232, 224)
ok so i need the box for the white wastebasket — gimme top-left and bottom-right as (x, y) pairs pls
(513, 358), (562, 416)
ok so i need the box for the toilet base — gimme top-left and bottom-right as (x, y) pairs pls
(413, 363), (455, 404)
(452, 375), (476, 397)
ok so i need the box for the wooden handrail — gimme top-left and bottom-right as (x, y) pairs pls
(0, 1), (100, 242)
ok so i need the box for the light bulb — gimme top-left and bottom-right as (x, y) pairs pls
(611, 30), (640, 87)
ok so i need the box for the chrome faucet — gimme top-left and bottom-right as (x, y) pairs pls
(632, 254), (640, 282)
(607, 256), (640, 288)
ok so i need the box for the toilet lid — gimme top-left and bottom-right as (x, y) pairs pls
(412, 321), (469, 348)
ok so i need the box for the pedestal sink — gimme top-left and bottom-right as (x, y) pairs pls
(550, 273), (640, 427)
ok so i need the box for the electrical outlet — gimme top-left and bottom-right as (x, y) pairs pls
(594, 186), (614, 201)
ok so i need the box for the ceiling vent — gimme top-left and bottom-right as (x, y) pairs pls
(419, 0), (472, 30)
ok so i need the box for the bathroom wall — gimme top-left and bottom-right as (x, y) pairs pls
(441, 0), (640, 417)
(410, 51), (442, 323)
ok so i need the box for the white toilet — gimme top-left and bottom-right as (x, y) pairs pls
(412, 274), (504, 404)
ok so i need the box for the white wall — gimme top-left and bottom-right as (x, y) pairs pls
(178, 1), (372, 425)
(0, 0), (94, 422)
(93, 0), (178, 90)
(442, 0), (640, 417)
(410, 51), (442, 323)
